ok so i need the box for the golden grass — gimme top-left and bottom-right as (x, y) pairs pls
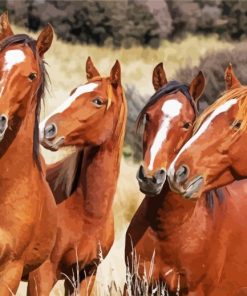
(12, 23), (234, 295)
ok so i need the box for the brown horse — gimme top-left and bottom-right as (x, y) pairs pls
(125, 63), (247, 296)
(29, 58), (127, 295)
(0, 13), (57, 295)
(167, 64), (247, 196)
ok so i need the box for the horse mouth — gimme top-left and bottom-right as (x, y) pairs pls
(41, 137), (65, 151)
(0, 129), (7, 141)
(183, 176), (204, 199)
(139, 186), (163, 196)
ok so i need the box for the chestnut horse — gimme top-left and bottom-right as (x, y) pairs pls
(167, 64), (247, 196)
(29, 58), (127, 295)
(0, 13), (57, 295)
(125, 63), (247, 296)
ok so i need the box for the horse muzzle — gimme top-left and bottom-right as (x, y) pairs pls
(39, 121), (65, 151)
(136, 165), (166, 196)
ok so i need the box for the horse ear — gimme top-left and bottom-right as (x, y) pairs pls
(36, 24), (53, 58)
(189, 71), (205, 104)
(224, 63), (241, 90)
(86, 57), (100, 80)
(110, 60), (121, 88)
(152, 62), (167, 91)
(0, 12), (14, 41)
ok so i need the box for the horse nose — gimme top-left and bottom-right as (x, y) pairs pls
(175, 165), (189, 183)
(44, 123), (57, 140)
(137, 165), (166, 195)
(0, 114), (8, 134)
(137, 165), (146, 183)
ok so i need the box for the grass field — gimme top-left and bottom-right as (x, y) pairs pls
(12, 24), (234, 295)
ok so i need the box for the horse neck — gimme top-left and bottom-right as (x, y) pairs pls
(0, 97), (38, 177)
(149, 184), (208, 234)
(77, 91), (127, 220)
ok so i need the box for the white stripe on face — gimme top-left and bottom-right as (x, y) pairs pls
(148, 99), (182, 171)
(0, 49), (26, 96)
(3, 50), (26, 71)
(168, 98), (238, 177)
(39, 82), (98, 140)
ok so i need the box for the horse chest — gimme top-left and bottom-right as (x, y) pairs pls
(157, 208), (216, 290)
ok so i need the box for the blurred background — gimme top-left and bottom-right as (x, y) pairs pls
(1, 1), (246, 295)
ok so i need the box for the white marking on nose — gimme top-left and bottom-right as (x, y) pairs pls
(148, 99), (182, 170)
(168, 98), (238, 178)
(0, 50), (26, 96)
(4, 50), (26, 71)
(39, 82), (98, 140)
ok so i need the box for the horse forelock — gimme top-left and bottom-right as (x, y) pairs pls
(194, 86), (247, 134)
(0, 34), (49, 170)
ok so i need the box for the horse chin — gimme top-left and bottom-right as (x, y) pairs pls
(0, 129), (8, 142)
(41, 136), (65, 151)
(139, 183), (164, 197)
(0, 134), (5, 142)
(182, 176), (204, 199)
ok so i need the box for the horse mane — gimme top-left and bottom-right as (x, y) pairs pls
(193, 86), (247, 133)
(206, 188), (224, 209)
(0, 34), (49, 170)
(137, 80), (196, 129)
(46, 150), (84, 201)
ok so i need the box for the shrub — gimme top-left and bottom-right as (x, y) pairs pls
(7, 0), (168, 48)
(218, 1), (247, 40)
(167, 1), (202, 37)
(176, 42), (247, 110)
(125, 85), (149, 162)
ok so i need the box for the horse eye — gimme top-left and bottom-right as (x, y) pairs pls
(92, 97), (103, 107)
(232, 120), (242, 129)
(183, 122), (191, 130)
(28, 72), (37, 81)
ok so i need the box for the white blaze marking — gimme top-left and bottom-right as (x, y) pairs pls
(0, 49), (26, 96)
(4, 50), (26, 71)
(39, 82), (98, 140)
(148, 99), (182, 170)
(168, 98), (238, 177)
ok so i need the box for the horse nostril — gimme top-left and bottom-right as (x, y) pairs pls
(0, 114), (8, 134)
(154, 168), (166, 184)
(0, 115), (7, 124)
(44, 123), (57, 140)
(137, 165), (146, 182)
(175, 165), (189, 183)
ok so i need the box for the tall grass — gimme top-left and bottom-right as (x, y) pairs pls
(14, 23), (234, 295)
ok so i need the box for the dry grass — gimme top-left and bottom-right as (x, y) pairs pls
(12, 23), (234, 295)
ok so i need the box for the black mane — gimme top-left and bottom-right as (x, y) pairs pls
(0, 34), (49, 170)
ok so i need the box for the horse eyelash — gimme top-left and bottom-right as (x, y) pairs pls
(232, 120), (242, 129)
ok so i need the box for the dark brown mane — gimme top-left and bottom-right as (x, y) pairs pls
(0, 34), (49, 170)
